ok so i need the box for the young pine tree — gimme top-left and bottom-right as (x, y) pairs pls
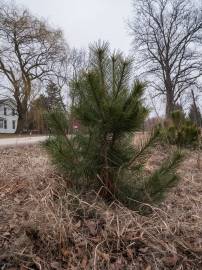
(46, 41), (182, 208)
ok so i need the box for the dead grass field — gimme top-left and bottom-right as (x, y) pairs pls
(0, 144), (201, 269)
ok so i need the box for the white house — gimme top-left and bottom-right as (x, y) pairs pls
(0, 99), (18, 134)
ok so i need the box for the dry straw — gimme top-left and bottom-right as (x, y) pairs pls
(0, 145), (201, 269)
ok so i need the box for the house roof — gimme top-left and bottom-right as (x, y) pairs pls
(0, 98), (16, 106)
(0, 99), (8, 105)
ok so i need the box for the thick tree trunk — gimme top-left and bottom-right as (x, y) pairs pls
(166, 94), (175, 118)
(15, 109), (27, 134)
(16, 114), (27, 134)
(14, 84), (29, 134)
(165, 72), (175, 118)
(15, 117), (25, 134)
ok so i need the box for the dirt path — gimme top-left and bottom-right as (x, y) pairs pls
(0, 136), (48, 147)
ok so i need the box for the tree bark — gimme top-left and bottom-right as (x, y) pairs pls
(99, 134), (115, 198)
(165, 69), (175, 117)
(16, 115), (26, 134)
(129, 0), (202, 117)
(15, 97), (28, 134)
(166, 93), (175, 117)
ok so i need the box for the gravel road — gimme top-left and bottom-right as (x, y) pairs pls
(0, 136), (48, 147)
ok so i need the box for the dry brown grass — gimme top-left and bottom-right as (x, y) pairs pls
(0, 145), (201, 269)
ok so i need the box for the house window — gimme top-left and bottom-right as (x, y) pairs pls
(0, 120), (3, 129)
(12, 109), (15, 116)
(4, 107), (7, 116)
(4, 120), (7, 129)
(12, 120), (16, 129)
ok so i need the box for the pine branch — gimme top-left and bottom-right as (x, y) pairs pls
(127, 128), (160, 168)
(144, 150), (183, 203)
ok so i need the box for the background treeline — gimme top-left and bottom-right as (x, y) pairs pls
(0, 0), (202, 134)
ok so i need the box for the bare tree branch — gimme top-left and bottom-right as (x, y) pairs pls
(0, 1), (68, 132)
(129, 0), (202, 116)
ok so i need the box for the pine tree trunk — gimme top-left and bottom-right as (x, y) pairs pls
(99, 134), (115, 198)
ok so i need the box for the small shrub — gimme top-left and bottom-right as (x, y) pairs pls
(161, 110), (200, 147)
(188, 103), (202, 127)
(46, 42), (183, 209)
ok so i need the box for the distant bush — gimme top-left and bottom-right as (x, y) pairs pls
(45, 42), (183, 210)
(160, 110), (200, 147)
(188, 103), (202, 127)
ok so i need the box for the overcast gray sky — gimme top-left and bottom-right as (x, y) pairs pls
(15, 0), (133, 53)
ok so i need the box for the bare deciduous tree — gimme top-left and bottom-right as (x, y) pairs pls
(68, 48), (87, 108)
(0, 1), (68, 132)
(129, 0), (202, 116)
(46, 48), (86, 113)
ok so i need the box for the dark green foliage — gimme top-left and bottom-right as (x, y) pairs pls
(46, 110), (68, 135)
(189, 103), (202, 127)
(28, 94), (49, 133)
(161, 110), (200, 147)
(45, 82), (65, 111)
(116, 151), (183, 210)
(143, 151), (182, 202)
(46, 41), (183, 209)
